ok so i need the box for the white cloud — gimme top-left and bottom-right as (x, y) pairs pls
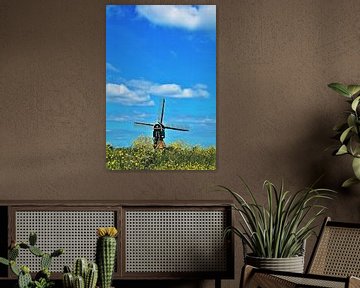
(107, 112), (150, 122)
(126, 79), (153, 90)
(106, 62), (119, 72)
(136, 5), (216, 31)
(174, 116), (216, 125)
(133, 112), (150, 119)
(107, 115), (131, 122)
(107, 79), (209, 105)
(106, 83), (155, 106)
(150, 84), (182, 96)
(142, 82), (209, 99)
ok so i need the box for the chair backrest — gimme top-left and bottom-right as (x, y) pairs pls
(307, 217), (360, 277)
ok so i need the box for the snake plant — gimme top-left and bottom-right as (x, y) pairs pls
(221, 178), (335, 258)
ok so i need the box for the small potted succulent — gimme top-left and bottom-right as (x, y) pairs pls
(220, 178), (334, 272)
(328, 82), (360, 187)
(62, 258), (98, 288)
(62, 227), (118, 288)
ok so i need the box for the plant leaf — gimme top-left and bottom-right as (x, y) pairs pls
(352, 157), (360, 179)
(352, 96), (360, 111)
(342, 177), (360, 188)
(336, 145), (348, 155)
(10, 261), (20, 276)
(347, 114), (356, 130)
(349, 135), (360, 157)
(340, 126), (353, 143)
(0, 257), (9, 266)
(347, 85), (360, 97)
(328, 83), (351, 97)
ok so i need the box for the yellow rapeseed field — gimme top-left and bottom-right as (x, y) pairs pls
(106, 136), (216, 170)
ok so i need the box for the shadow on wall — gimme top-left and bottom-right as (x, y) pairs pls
(264, 110), (360, 220)
(303, 114), (360, 222)
(303, 114), (349, 189)
(267, 111), (352, 189)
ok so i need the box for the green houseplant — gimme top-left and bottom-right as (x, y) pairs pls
(221, 179), (334, 272)
(0, 232), (63, 288)
(96, 227), (118, 288)
(62, 258), (98, 288)
(328, 82), (360, 187)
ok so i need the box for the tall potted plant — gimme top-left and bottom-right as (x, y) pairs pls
(328, 83), (360, 187)
(221, 179), (334, 273)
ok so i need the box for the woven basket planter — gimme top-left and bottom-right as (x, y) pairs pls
(245, 254), (305, 273)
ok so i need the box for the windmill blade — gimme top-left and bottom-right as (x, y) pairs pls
(159, 98), (165, 124)
(164, 125), (189, 132)
(134, 121), (154, 127)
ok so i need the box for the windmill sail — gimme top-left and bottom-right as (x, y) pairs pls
(163, 125), (189, 131)
(159, 98), (165, 124)
(134, 98), (189, 149)
(134, 122), (153, 127)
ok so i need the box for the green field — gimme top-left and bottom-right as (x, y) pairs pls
(106, 136), (216, 170)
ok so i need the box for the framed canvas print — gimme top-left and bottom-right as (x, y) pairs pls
(106, 5), (216, 170)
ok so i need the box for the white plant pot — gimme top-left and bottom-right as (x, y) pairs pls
(245, 254), (305, 273)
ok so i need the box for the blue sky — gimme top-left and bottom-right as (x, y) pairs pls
(106, 5), (216, 147)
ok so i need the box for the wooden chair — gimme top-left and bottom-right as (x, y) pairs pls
(241, 217), (360, 288)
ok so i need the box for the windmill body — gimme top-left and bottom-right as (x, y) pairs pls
(135, 98), (189, 149)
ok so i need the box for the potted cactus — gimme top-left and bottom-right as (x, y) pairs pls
(0, 232), (63, 288)
(62, 258), (98, 288)
(96, 227), (118, 288)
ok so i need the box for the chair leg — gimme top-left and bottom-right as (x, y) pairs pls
(215, 278), (221, 288)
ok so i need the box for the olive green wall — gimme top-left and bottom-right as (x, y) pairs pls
(1, 0), (360, 287)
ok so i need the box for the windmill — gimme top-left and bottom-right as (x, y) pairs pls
(135, 98), (189, 149)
